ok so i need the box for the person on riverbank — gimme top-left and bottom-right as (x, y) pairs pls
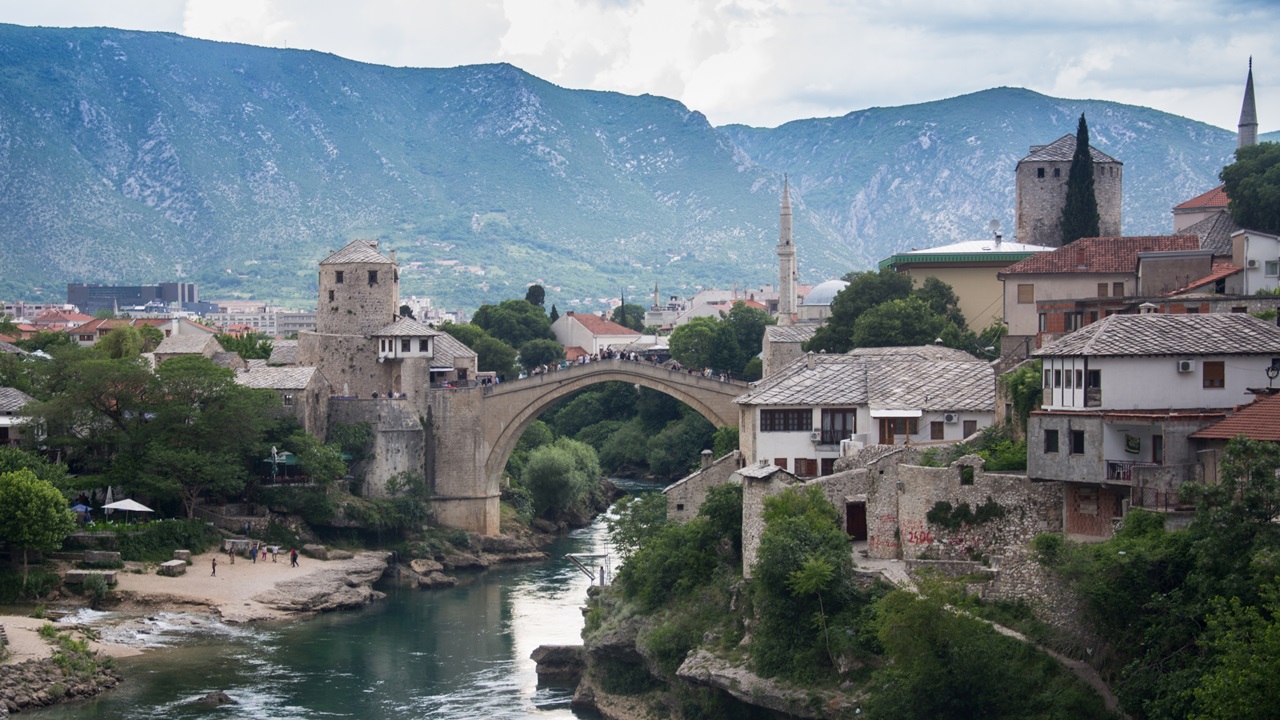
(211, 556), (217, 576)
(250, 544), (258, 564)
(271, 546), (278, 563)
(290, 548), (299, 567)
(228, 545), (235, 564)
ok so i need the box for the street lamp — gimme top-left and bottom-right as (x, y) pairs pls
(1267, 362), (1279, 389)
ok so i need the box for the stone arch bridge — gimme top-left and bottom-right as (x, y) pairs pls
(418, 358), (746, 534)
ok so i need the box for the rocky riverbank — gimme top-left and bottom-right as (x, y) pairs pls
(0, 656), (121, 717)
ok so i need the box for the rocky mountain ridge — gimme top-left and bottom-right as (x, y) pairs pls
(0, 24), (1258, 313)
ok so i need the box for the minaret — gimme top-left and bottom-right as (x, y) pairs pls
(776, 176), (797, 326)
(1239, 57), (1258, 149)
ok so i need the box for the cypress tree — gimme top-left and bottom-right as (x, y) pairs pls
(1059, 113), (1101, 245)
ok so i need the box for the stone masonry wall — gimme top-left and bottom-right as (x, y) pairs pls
(1016, 159), (1122, 247)
(665, 451), (742, 523)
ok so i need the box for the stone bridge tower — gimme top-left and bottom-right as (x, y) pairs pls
(1015, 135), (1122, 247)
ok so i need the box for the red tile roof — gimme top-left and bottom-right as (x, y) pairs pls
(998, 236), (1201, 276)
(566, 312), (640, 336)
(1190, 393), (1280, 441)
(1174, 184), (1230, 211)
(564, 346), (589, 361)
(1163, 261), (1242, 296)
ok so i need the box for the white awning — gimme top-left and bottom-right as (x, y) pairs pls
(870, 409), (923, 418)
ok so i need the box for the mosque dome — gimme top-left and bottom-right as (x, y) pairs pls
(802, 279), (848, 306)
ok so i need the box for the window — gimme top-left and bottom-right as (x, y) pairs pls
(1232, 306), (1248, 313)
(1075, 370), (1083, 388)
(1097, 283), (1108, 297)
(773, 458), (788, 471)
(761, 409), (811, 432)
(821, 458), (835, 476)
(820, 408), (856, 444)
(1039, 313), (1047, 332)
(1087, 369), (1101, 388)
(1053, 167), (1061, 178)
(1054, 369), (1062, 388)
(328, 290), (335, 302)
(368, 270), (379, 285)
(419, 339), (430, 352)
(401, 338), (411, 352)
(1044, 429), (1059, 453)
(282, 393), (294, 407)
(675, 503), (684, 512)
(1017, 284), (1034, 304)
(1266, 260), (1280, 277)
(1203, 361), (1225, 389)
(335, 271), (344, 284)
(1037, 167), (1045, 178)
(1044, 370), (1052, 388)
(1064, 370), (1073, 389)
(1112, 282), (1124, 297)
(879, 417), (918, 443)
(931, 421), (944, 440)
(795, 458), (818, 477)
(963, 420), (977, 437)
(1070, 429), (1085, 455)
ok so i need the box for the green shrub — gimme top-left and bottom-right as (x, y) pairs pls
(81, 573), (109, 608)
(258, 486), (337, 525)
(114, 519), (220, 562)
(0, 566), (62, 603)
(1030, 533), (1065, 567)
(593, 657), (660, 695)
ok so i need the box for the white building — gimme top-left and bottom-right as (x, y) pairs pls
(550, 311), (640, 356)
(1231, 229), (1280, 295)
(735, 345), (993, 477)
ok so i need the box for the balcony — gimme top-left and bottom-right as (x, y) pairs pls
(1105, 459), (1159, 483)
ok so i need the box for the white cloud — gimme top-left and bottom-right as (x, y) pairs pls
(0, 0), (1273, 131)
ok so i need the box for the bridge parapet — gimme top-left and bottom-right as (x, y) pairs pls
(485, 358), (749, 397)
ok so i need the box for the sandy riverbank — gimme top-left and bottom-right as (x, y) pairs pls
(1, 549), (390, 665)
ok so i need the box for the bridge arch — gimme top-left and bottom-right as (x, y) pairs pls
(480, 360), (744, 484)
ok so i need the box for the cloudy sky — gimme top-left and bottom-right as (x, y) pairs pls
(1, 0), (1274, 131)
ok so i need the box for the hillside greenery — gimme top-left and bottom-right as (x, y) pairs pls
(0, 25), (1244, 313)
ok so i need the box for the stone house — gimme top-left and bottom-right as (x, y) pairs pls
(152, 333), (221, 364)
(735, 346), (994, 478)
(664, 450), (741, 522)
(233, 366), (331, 436)
(0, 387), (35, 446)
(1014, 134), (1123, 248)
(760, 324), (816, 380)
(1027, 311), (1280, 538)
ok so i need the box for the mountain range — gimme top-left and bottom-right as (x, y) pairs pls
(0, 24), (1267, 314)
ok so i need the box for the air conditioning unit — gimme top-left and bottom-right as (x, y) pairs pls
(1247, 259), (1260, 268)
(809, 430), (821, 443)
(943, 413), (959, 424)
(1177, 359), (1195, 373)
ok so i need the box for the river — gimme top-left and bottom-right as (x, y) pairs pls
(33, 479), (662, 719)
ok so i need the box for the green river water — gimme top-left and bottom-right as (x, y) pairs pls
(29, 483), (658, 720)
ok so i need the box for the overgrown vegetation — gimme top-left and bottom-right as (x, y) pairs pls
(925, 497), (1007, 531)
(1033, 436), (1280, 719)
(917, 423), (1028, 471)
(109, 519), (221, 562)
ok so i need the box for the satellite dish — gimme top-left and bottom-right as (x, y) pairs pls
(988, 219), (1001, 233)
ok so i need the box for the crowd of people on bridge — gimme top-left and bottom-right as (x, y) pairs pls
(515, 348), (738, 384)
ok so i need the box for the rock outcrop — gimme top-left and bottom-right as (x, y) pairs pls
(0, 657), (121, 715)
(251, 552), (390, 613)
(676, 650), (859, 719)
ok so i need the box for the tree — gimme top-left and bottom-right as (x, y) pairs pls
(439, 322), (518, 379)
(283, 431), (347, 486)
(914, 276), (967, 328)
(0, 468), (75, 592)
(1190, 582), (1280, 720)
(525, 284), (546, 307)
(0, 446), (71, 493)
(806, 270), (914, 353)
(16, 330), (75, 353)
(668, 316), (719, 369)
(518, 338), (564, 369)
(549, 304), (560, 324)
(0, 313), (18, 336)
(1060, 113), (1101, 245)
(1220, 142), (1280, 235)
(471, 299), (554, 349)
(217, 332), (274, 360)
(724, 301), (775, 365)
(606, 492), (668, 560)
(95, 326), (143, 358)
(850, 297), (947, 348)
(521, 438), (599, 516)
(610, 303), (646, 331)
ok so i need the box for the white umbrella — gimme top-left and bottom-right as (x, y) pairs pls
(103, 499), (153, 513)
(103, 486), (115, 516)
(103, 498), (154, 523)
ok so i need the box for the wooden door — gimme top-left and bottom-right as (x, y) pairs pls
(846, 502), (868, 541)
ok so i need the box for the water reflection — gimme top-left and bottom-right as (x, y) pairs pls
(33, 480), (662, 720)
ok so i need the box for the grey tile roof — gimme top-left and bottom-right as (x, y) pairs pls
(1021, 135), (1121, 164)
(267, 340), (298, 366)
(0, 387), (34, 412)
(765, 325), (819, 343)
(247, 359), (269, 369)
(0, 339), (26, 355)
(736, 352), (994, 411)
(211, 351), (246, 370)
(737, 463), (796, 481)
(431, 332), (477, 368)
(234, 366), (318, 390)
(846, 345), (983, 362)
(373, 317), (440, 337)
(1035, 313), (1280, 357)
(867, 361), (994, 411)
(320, 239), (396, 266)
(1183, 210), (1241, 256)
(154, 334), (218, 355)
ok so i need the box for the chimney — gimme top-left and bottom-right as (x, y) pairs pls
(390, 249), (396, 263)
(806, 351), (816, 370)
(700, 449), (712, 470)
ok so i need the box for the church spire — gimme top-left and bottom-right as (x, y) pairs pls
(1239, 57), (1258, 149)
(776, 175), (797, 325)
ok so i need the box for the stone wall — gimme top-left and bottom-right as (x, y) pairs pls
(979, 545), (1085, 631)
(1015, 157), (1122, 247)
(327, 397), (425, 499)
(665, 451), (742, 522)
(315, 258), (399, 337)
(895, 458), (1063, 561)
(741, 470), (799, 579)
(299, 331), (397, 401)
